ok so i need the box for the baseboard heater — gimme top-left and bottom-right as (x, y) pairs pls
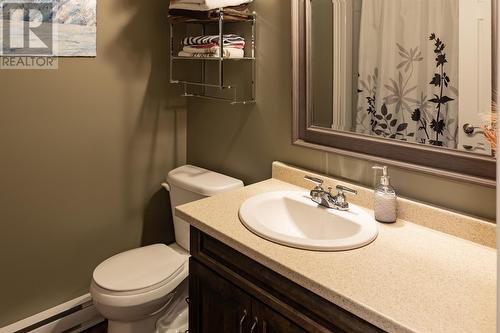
(0, 294), (104, 333)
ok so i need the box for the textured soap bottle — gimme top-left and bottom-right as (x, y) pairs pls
(372, 166), (397, 223)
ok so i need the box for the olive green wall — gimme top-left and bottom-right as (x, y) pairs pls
(0, 0), (184, 326)
(187, 0), (496, 220)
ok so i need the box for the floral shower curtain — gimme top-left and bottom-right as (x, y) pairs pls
(355, 0), (459, 148)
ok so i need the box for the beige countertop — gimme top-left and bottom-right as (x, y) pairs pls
(176, 178), (496, 333)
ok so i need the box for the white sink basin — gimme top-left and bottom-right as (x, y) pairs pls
(239, 191), (378, 251)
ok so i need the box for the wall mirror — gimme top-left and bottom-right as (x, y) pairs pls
(292, 0), (497, 187)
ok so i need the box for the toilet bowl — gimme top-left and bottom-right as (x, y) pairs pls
(90, 244), (189, 333)
(90, 165), (244, 333)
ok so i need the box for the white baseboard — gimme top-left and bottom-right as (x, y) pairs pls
(0, 294), (104, 333)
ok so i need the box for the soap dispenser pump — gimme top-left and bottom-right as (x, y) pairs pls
(372, 166), (397, 223)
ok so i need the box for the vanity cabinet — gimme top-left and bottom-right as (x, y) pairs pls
(190, 259), (251, 332)
(189, 227), (385, 333)
(190, 259), (307, 333)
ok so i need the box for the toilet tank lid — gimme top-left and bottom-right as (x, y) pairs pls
(167, 165), (244, 196)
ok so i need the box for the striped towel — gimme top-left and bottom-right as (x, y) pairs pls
(182, 34), (245, 47)
(183, 44), (244, 54)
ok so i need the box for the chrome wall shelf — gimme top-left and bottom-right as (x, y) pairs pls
(169, 7), (256, 105)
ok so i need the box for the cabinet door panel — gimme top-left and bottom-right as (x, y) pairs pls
(254, 300), (309, 333)
(190, 258), (251, 333)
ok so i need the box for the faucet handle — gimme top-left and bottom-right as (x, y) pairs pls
(304, 175), (324, 187)
(336, 185), (358, 195)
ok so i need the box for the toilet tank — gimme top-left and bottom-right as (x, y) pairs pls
(167, 165), (244, 251)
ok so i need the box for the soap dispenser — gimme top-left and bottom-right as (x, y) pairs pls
(372, 166), (397, 223)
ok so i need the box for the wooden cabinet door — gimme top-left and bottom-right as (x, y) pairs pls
(252, 300), (309, 333)
(189, 258), (252, 333)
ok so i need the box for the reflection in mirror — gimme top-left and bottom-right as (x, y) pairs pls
(309, 0), (496, 157)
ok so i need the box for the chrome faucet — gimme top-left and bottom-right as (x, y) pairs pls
(304, 175), (358, 211)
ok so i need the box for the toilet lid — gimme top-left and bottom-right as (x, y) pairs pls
(93, 244), (187, 292)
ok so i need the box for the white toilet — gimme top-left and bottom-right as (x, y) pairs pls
(90, 165), (244, 333)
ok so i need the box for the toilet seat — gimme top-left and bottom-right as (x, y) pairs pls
(90, 244), (189, 308)
(93, 244), (187, 292)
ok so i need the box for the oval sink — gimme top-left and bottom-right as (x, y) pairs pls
(239, 191), (378, 251)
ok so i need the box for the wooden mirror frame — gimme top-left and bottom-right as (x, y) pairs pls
(292, 0), (497, 188)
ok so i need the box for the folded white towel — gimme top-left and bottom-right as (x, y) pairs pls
(173, 0), (205, 3)
(178, 47), (245, 59)
(182, 45), (243, 54)
(169, 0), (251, 11)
